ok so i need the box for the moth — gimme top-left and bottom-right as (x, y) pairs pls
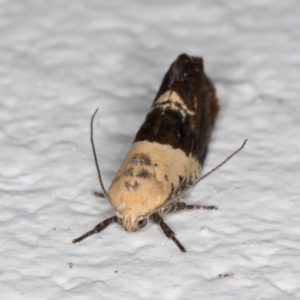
(73, 54), (246, 252)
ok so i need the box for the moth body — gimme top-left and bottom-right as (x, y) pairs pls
(109, 54), (218, 233)
(73, 54), (246, 252)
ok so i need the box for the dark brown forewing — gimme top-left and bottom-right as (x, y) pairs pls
(134, 54), (219, 164)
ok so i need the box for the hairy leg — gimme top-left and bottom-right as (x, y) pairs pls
(163, 202), (218, 213)
(92, 191), (105, 198)
(72, 216), (117, 243)
(151, 213), (186, 252)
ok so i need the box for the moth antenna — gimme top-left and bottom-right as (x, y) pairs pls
(90, 109), (114, 206)
(175, 139), (247, 200)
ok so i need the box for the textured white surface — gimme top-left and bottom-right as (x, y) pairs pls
(1, 1), (300, 299)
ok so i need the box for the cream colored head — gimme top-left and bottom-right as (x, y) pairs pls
(108, 161), (168, 232)
(109, 175), (168, 231)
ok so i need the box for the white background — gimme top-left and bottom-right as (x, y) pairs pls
(1, 1), (299, 299)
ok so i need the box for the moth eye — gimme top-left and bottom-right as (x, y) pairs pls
(117, 217), (123, 225)
(137, 219), (147, 229)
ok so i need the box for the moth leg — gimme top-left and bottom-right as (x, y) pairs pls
(72, 216), (117, 243)
(91, 191), (105, 198)
(165, 202), (218, 213)
(151, 213), (186, 253)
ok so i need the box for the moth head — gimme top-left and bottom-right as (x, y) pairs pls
(108, 151), (165, 232)
(116, 209), (147, 232)
(109, 169), (167, 232)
